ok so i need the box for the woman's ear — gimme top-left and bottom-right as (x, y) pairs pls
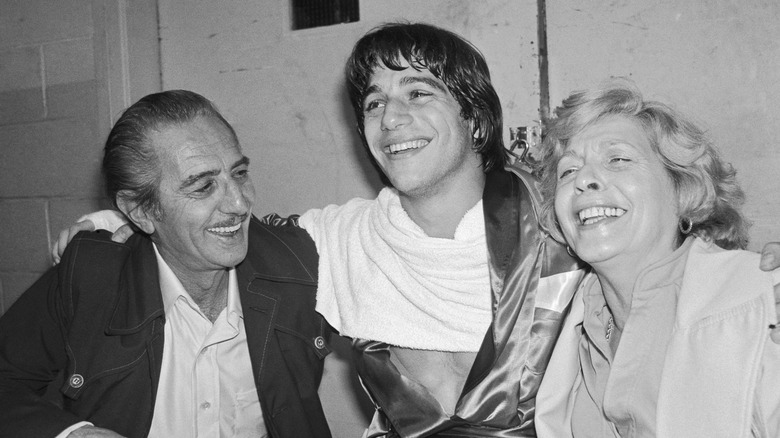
(116, 191), (156, 235)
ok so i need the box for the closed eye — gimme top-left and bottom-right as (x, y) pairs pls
(558, 168), (577, 179)
(193, 180), (215, 195)
(557, 157), (579, 180)
(410, 90), (432, 99)
(609, 157), (631, 163)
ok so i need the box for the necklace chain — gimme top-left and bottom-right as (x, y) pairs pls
(605, 316), (614, 340)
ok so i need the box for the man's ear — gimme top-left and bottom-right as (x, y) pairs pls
(116, 191), (156, 235)
(471, 119), (484, 145)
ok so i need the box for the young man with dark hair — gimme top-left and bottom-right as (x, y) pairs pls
(296, 23), (583, 436)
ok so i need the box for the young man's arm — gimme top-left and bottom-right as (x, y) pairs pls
(51, 211), (128, 264)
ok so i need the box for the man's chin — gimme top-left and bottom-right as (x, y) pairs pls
(209, 242), (248, 269)
(214, 255), (247, 270)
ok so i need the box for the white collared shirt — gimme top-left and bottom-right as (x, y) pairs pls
(147, 244), (267, 438)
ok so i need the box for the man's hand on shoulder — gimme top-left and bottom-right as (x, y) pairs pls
(760, 243), (780, 344)
(67, 425), (126, 437)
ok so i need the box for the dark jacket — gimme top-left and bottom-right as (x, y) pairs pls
(0, 216), (332, 438)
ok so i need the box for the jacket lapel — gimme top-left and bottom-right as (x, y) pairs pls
(237, 258), (278, 389)
(105, 235), (165, 335)
(483, 169), (520, 296)
(462, 169), (519, 393)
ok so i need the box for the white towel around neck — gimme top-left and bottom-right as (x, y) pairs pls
(298, 188), (492, 352)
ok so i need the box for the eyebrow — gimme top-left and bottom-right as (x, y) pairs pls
(399, 75), (447, 92)
(362, 84), (382, 103)
(179, 156), (250, 189)
(559, 148), (579, 161)
(233, 156), (250, 169)
(362, 75), (448, 104)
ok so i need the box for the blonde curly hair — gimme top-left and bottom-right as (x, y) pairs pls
(537, 79), (749, 250)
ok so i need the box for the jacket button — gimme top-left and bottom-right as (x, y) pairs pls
(313, 336), (326, 349)
(69, 374), (84, 388)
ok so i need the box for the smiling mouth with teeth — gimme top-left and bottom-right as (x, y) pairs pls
(208, 223), (242, 235)
(578, 206), (627, 225)
(387, 139), (429, 154)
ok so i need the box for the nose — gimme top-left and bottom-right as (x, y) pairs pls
(380, 99), (412, 131)
(222, 177), (253, 215)
(574, 163), (604, 194)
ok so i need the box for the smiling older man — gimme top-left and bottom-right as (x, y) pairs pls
(0, 90), (331, 438)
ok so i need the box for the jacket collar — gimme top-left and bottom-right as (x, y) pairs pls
(242, 217), (318, 286)
(482, 168), (522, 289)
(105, 218), (318, 335)
(462, 168), (523, 392)
(105, 234), (165, 335)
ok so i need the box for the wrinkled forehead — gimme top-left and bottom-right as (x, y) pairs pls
(151, 117), (242, 171)
(149, 113), (236, 144)
(153, 115), (236, 148)
(563, 116), (661, 163)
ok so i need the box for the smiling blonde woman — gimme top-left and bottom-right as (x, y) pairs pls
(534, 80), (780, 438)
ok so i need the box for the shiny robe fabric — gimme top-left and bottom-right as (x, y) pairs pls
(353, 167), (585, 437)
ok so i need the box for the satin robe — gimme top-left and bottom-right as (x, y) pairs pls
(353, 166), (585, 437)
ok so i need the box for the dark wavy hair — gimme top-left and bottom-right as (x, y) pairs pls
(346, 22), (505, 172)
(537, 79), (749, 250)
(103, 90), (238, 218)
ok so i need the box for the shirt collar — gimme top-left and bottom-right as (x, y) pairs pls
(580, 236), (694, 345)
(153, 243), (243, 320)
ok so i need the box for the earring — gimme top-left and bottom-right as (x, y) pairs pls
(566, 245), (576, 258)
(679, 217), (693, 234)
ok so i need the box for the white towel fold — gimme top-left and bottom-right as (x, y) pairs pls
(298, 188), (492, 352)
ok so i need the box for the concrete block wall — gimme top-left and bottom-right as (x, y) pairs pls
(0, 0), (161, 315)
(0, 0), (108, 314)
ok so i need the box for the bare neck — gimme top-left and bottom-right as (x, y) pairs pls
(592, 248), (673, 333)
(166, 260), (229, 323)
(399, 172), (486, 239)
(593, 226), (683, 335)
(594, 271), (633, 333)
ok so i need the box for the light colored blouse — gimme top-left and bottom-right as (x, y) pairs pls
(536, 237), (780, 438)
(571, 238), (690, 437)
